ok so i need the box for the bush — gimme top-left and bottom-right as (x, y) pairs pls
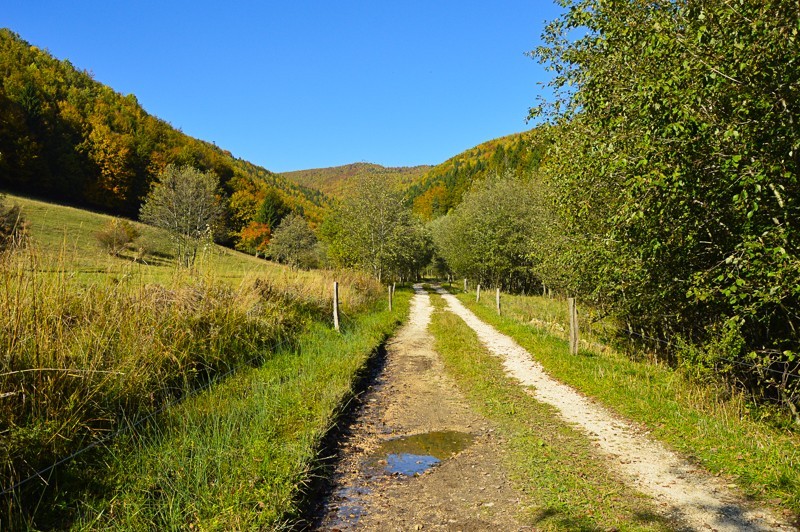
(269, 213), (317, 270)
(95, 219), (140, 256)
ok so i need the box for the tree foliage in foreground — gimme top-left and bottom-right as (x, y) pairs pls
(139, 165), (223, 266)
(533, 0), (800, 418)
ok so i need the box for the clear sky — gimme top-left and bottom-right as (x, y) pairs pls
(1, 1), (561, 173)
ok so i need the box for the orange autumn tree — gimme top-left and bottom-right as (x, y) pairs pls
(236, 221), (271, 258)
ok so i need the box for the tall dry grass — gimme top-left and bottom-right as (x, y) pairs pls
(0, 245), (382, 503)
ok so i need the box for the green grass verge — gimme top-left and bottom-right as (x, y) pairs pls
(456, 290), (800, 519)
(6, 192), (288, 283)
(428, 293), (670, 530)
(71, 288), (411, 530)
(0, 192), (391, 528)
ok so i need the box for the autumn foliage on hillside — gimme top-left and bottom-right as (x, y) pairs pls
(407, 129), (550, 220)
(281, 162), (431, 200)
(0, 29), (325, 247)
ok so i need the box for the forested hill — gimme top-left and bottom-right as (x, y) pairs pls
(406, 129), (549, 220)
(0, 29), (326, 230)
(280, 162), (432, 199)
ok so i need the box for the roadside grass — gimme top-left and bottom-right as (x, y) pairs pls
(456, 290), (800, 519)
(427, 293), (671, 531)
(0, 192), (388, 528)
(74, 288), (411, 530)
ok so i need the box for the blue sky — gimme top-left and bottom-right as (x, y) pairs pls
(2, 1), (561, 173)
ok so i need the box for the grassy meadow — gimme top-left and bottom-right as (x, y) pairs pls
(0, 193), (399, 529)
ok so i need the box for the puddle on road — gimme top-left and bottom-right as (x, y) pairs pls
(323, 431), (474, 529)
(370, 430), (474, 475)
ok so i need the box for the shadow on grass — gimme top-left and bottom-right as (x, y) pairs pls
(530, 507), (604, 531)
(2, 446), (117, 531)
(115, 249), (175, 267)
(531, 506), (672, 531)
(294, 336), (392, 530)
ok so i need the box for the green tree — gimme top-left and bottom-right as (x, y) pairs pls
(139, 164), (223, 266)
(269, 213), (318, 270)
(321, 175), (421, 281)
(533, 0), (800, 417)
(256, 188), (290, 230)
(430, 174), (543, 291)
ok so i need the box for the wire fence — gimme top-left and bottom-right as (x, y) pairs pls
(2, 278), (381, 500)
(468, 288), (800, 392)
(452, 286), (800, 414)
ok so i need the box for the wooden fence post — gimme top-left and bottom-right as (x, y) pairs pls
(476, 284), (481, 302)
(496, 288), (501, 315)
(388, 284), (393, 312)
(568, 297), (578, 354)
(464, 278), (467, 293)
(333, 281), (340, 332)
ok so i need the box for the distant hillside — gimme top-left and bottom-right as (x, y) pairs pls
(281, 162), (432, 199)
(406, 129), (551, 220)
(0, 29), (326, 245)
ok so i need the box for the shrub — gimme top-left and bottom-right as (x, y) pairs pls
(95, 219), (140, 256)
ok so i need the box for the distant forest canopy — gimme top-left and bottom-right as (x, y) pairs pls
(280, 162), (432, 200)
(278, 131), (551, 223)
(407, 129), (550, 220)
(0, 29), (326, 246)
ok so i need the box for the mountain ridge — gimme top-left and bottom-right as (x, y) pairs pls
(280, 162), (433, 199)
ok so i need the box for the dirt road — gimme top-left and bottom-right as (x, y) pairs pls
(316, 285), (530, 530)
(314, 285), (793, 531)
(436, 287), (791, 532)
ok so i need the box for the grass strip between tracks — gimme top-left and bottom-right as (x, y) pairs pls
(428, 292), (671, 531)
(454, 290), (800, 522)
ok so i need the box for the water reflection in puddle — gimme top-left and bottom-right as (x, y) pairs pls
(325, 431), (474, 528)
(385, 453), (440, 475)
(371, 431), (474, 475)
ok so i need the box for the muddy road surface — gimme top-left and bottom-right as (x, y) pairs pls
(315, 285), (531, 531)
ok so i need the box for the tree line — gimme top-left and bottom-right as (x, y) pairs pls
(424, 0), (799, 422)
